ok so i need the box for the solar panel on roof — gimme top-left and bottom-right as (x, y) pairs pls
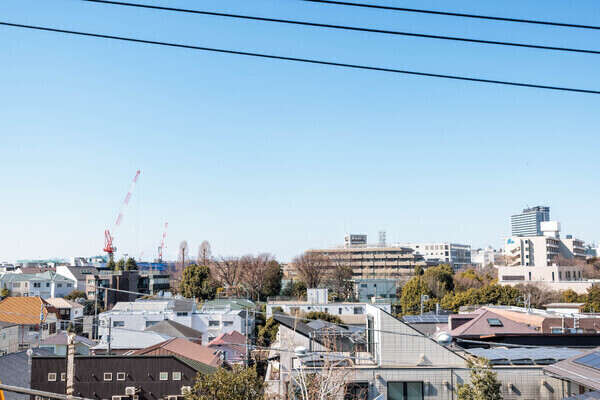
(574, 351), (600, 370)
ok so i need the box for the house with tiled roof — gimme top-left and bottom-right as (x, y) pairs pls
(0, 297), (60, 350)
(132, 337), (222, 368)
(40, 331), (95, 356)
(46, 298), (84, 330)
(207, 331), (246, 364)
(0, 272), (75, 298)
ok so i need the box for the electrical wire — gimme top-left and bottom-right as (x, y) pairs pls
(300, 0), (600, 31)
(80, 0), (600, 56)
(1, 21), (599, 95)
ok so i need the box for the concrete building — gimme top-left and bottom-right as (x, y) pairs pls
(0, 272), (75, 298)
(470, 246), (498, 268)
(353, 279), (398, 302)
(45, 297), (84, 330)
(266, 288), (391, 321)
(505, 222), (586, 267)
(0, 322), (19, 355)
(305, 235), (429, 281)
(403, 242), (472, 270)
(511, 205), (550, 236)
(98, 298), (255, 345)
(497, 264), (597, 294)
(55, 265), (98, 292)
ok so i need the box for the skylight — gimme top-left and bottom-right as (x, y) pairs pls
(487, 318), (503, 327)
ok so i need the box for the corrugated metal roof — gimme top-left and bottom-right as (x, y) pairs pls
(466, 347), (584, 365)
(403, 315), (449, 324)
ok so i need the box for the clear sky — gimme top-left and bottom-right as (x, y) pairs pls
(1, 0), (599, 263)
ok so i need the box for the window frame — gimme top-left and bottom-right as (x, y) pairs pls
(104, 372), (113, 381)
(487, 318), (503, 327)
(159, 372), (169, 381)
(387, 381), (424, 400)
(61, 372), (66, 382)
(116, 372), (127, 381)
(172, 372), (182, 381)
(48, 373), (57, 382)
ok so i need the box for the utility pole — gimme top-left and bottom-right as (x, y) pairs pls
(107, 317), (112, 355)
(93, 279), (98, 340)
(66, 333), (75, 398)
(245, 307), (248, 367)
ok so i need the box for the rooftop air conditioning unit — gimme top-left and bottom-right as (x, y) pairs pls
(181, 386), (192, 395)
(125, 387), (136, 396)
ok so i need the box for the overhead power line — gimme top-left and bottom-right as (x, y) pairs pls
(301, 0), (600, 31)
(1, 21), (599, 95)
(81, 0), (600, 56)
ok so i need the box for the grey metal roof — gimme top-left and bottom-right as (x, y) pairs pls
(403, 315), (449, 324)
(0, 349), (54, 400)
(144, 319), (203, 339)
(466, 347), (584, 365)
(565, 391), (600, 399)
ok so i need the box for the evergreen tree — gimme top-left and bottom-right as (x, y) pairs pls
(458, 358), (502, 400)
(180, 265), (216, 300)
(125, 257), (138, 271)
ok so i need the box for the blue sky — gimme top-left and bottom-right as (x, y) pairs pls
(1, 0), (599, 263)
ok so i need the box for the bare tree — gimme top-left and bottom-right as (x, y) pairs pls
(198, 240), (212, 266)
(243, 253), (276, 300)
(326, 254), (354, 301)
(178, 240), (189, 271)
(211, 257), (243, 288)
(286, 330), (356, 400)
(292, 253), (329, 289)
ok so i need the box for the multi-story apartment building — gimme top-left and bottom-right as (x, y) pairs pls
(471, 246), (499, 268)
(511, 205), (550, 236)
(402, 242), (472, 270)
(505, 221), (586, 267)
(305, 244), (428, 281)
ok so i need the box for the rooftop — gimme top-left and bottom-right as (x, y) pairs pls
(92, 329), (171, 350)
(46, 297), (83, 309)
(0, 297), (52, 325)
(132, 337), (222, 367)
(465, 347), (584, 365)
(545, 348), (600, 391)
(144, 319), (203, 339)
(41, 331), (95, 347)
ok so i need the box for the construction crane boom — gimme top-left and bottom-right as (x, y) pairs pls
(158, 222), (168, 262)
(104, 170), (141, 258)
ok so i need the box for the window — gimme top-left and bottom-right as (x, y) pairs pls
(388, 382), (423, 400)
(57, 284), (62, 288)
(113, 321), (125, 327)
(159, 372), (169, 381)
(67, 284), (72, 288)
(48, 373), (57, 382)
(145, 321), (158, 328)
(487, 318), (503, 327)
(176, 312), (188, 317)
(61, 373), (66, 381)
(104, 373), (113, 381)
(345, 382), (368, 400)
(223, 321), (233, 326)
(338, 308), (343, 315)
(33, 283), (41, 288)
(208, 320), (219, 327)
(353, 307), (363, 315)
(172, 372), (182, 381)
(551, 327), (563, 334)
(117, 372), (126, 381)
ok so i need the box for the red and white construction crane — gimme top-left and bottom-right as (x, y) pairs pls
(158, 222), (168, 262)
(103, 170), (141, 259)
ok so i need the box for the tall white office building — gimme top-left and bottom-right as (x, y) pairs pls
(510, 206), (550, 237)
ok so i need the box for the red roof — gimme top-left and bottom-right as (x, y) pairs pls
(131, 337), (221, 367)
(208, 331), (246, 346)
(450, 308), (539, 337)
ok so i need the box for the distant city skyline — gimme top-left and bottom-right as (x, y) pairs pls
(1, 0), (598, 263)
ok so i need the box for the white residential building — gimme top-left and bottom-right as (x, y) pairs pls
(98, 298), (255, 345)
(266, 288), (391, 321)
(504, 221), (586, 267)
(401, 242), (472, 270)
(470, 246), (498, 268)
(0, 271), (76, 298)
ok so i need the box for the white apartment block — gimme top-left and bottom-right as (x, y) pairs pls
(402, 242), (472, 270)
(504, 221), (586, 267)
(497, 264), (598, 294)
(470, 246), (499, 268)
(98, 298), (255, 345)
(0, 271), (76, 298)
(266, 288), (391, 319)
